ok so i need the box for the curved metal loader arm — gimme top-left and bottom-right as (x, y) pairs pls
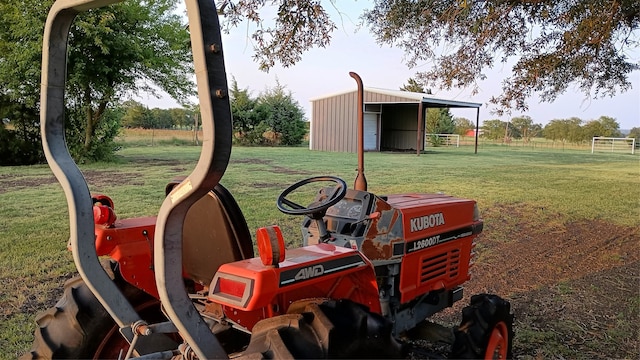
(41, 0), (141, 344)
(153, 0), (232, 358)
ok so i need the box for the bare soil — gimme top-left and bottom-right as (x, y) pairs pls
(0, 170), (146, 194)
(432, 204), (640, 359)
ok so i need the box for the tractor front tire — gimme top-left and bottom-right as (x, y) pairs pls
(237, 299), (404, 359)
(451, 294), (514, 359)
(21, 262), (171, 359)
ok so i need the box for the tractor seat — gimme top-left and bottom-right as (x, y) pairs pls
(166, 180), (254, 287)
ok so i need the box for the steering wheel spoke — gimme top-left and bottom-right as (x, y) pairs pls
(281, 198), (305, 210)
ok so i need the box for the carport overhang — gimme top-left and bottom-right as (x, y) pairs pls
(417, 97), (483, 155)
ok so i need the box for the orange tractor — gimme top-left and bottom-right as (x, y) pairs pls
(24, 0), (513, 358)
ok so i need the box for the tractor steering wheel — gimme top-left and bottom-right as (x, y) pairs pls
(277, 176), (347, 218)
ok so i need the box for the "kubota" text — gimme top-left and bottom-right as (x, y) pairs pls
(410, 213), (445, 232)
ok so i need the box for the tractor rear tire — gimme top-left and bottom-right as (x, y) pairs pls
(237, 299), (404, 359)
(21, 261), (173, 359)
(450, 294), (514, 359)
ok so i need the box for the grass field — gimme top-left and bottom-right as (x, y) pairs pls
(1, 141), (638, 358)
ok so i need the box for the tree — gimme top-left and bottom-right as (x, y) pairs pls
(256, 82), (307, 146)
(400, 78), (431, 94)
(582, 116), (622, 140)
(0, 0), (193, 162)
(426, 108), (455, 134)
(482, 119), (508, 141)
(169, 107), (191, 130)
(454, 117), (475, 135)
(543, 118), (584, 144)
(150, 108), (174, 129)
(0, 93), (44, 165)
(229, 78), (261, 142)
(510, 116), (542, 143)
(222, 0), (336, 71)
(221, 1), (639, 114)
(121, 101), (152, 128)
(597, 116), (623, 138)
(66, 104), (123, 161)
(628, 127), (640, 147)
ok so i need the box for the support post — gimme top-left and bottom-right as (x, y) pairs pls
(416, 102), (424, 156)
(474, 107), (480, 154)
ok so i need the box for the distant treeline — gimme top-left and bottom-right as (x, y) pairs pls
(452, 116), (640, 145)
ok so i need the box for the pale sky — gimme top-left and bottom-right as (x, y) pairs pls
(141, 1), (640, 130)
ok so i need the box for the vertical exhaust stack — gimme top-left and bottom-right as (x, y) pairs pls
(350, 72), (367, 191)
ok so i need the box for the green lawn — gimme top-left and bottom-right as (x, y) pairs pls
(1, 144), (638, 358)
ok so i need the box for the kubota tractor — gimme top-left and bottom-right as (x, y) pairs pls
(23, 0), (513, 359)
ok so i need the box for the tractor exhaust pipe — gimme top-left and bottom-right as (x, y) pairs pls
(350, 72), (367, 191)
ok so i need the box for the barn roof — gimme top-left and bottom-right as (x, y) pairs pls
(310, 87), (482, 109)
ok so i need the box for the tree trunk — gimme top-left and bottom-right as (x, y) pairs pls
(84, 92), (94, 153)
(82, 86), (109, 154)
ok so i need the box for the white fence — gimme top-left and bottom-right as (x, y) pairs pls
(591, 137), (635, 154)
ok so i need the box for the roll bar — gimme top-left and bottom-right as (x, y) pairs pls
(40, 0), (230, 358)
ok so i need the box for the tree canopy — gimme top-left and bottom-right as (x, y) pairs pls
(220, 0), (639, 114)
(399, 79), (453, 135)
(628, 127), (640, 144)
(510, 116), (542, 143)
(0, 0), (193, 162)
(538, 116), (624, 144)
(229, 79), (307, 146)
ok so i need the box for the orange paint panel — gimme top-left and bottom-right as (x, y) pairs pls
(388, 195), (476, 242)
(95, 217), (156, 255)
(110, 241), (159, 298)
(399, 236), (474, 304)
(209, 244), (381, 331)
(94, 217), (158, 297)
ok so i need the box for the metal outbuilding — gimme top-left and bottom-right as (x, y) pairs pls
(309, 87), (482, 155)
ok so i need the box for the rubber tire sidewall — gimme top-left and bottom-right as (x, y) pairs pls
(451, 294), (514, 359)
(22, 262), (163, 359)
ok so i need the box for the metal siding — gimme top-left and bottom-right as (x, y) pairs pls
(314, 99), (321, 150)
(317, 99), (325, 151)
(324, 97), (332, 151)
(338, 93), (346, 151)
(312, 98), (330, 151)
(325, 96), (332, 151)
(347, 92), (357, 152)
(345, 93), (352, 152)
(312, 90), (420, 152)
(318, 100), (324, 150)
(311, 100), (318, 150)
(333, 94), (340, 151)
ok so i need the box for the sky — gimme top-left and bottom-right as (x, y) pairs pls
(140, 1), (640, 130)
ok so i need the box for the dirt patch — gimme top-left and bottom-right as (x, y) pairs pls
(234, 158), (272, 165)
(128, 157), (185, 167)
(0, 175), (58, 193)
(0, 170), (146, 194)
(83, 170), (146, 188)
(432, 204), (640, 358)
(469, 204), (638, 296)
(269, 165), (311, 175)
